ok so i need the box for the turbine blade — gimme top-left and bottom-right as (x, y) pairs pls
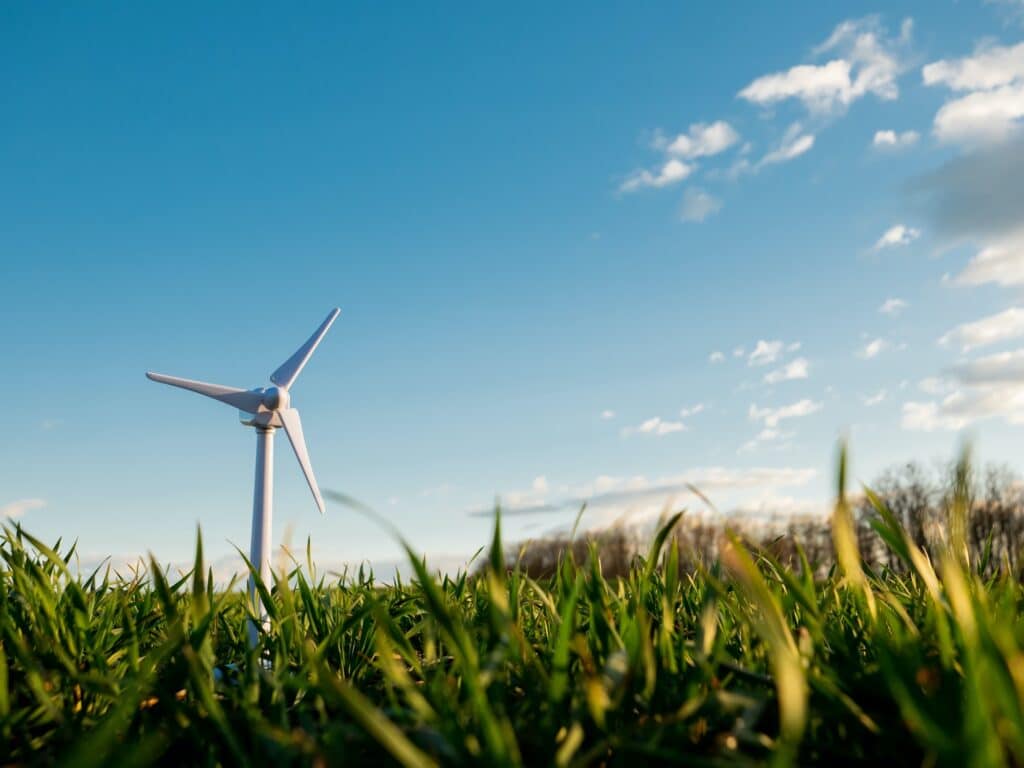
(270, 308), (340, 390)
(145, 372), (264, 414)
(278, 408), (326, 515)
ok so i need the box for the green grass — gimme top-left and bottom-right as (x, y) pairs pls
(3, 446), (1024, 766)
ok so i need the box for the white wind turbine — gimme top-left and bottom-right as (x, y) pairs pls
(146, 308), (340, 647)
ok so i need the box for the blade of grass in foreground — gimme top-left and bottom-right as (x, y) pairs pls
(311, 645), (439, 768)
(721, 531), (807, 765)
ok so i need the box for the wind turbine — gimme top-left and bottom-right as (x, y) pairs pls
(146, 308), (340, 647)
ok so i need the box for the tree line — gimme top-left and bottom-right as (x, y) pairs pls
(508, 459), (1024, 579)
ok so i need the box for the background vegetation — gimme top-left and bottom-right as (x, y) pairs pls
(3, 447), (1024, 766)
(517, 457), (1024, 580)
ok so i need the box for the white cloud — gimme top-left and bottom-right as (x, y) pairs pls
(600, 409), (616, 420)
(730, 492), (828, 518)
(874, 224), (921, 250)
(1, 498), (45, 519)
(764, 357), (810, 384)
(622, 120), (739, 197)
(663, 121), (740, 159)
(620, 158), (694, 193)
(676, 465), (817, 492)
(680, 187), (723, 222)
(873, 129), (920, 149)
(903, 346), (1024, 431)
(709, 350), (725, 363)
(748, 339), (785, 366)
(956, 233), (1024, 286)
(923, 41), (1024, 92)
(950, 347), (1024, 385)
(739, 17), (908, 113)
(924, 43), (1024, 144)
(740, 59), (854, 112)
(939, 307), (1024, 351)
(625, 406), (704, 437)
(545, 466), (819, 528)
(749, 398), (823, 428)
(879, 298), (908, 315)
(863, 389), (887, 406)
(492, 475), (555, 514)
(933, 85), (1024, 144)
(903, 384), (1024, 431)
(758, 123), (816, 168)
(902, 399), (972, 431)
(568, 466), (816, 505)
(628, 416), (686, 437)
(740, 427), (794, 452)
(714, 156), (753, 180)
(859, 338), (888, 359)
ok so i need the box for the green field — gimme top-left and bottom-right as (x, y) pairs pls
(2, 449), (1022, 767)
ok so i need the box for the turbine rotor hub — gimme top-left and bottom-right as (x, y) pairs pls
(261, 386), (289, 411)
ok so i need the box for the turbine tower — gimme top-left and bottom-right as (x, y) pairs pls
(146, 308), (340, 647)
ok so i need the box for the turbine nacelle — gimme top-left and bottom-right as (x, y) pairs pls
(238, 386), (291, 425)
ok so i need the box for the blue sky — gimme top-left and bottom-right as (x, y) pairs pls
(5, 2), (1024, 574)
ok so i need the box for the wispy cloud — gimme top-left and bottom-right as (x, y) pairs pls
(680, 187), (723, 222)
(740, 428), (794, 452)
(620, 158), (693, 193)
(738, 16), (911, 114)
(859, 338), (888, 359)
(873, 129), (920, 149)
(749, 399), (823, 428)
(757, 123), (816, 168)
(950, 349), (1024, 389)
(764, 357), (810, 384)
(625, 416), (686, 437)
(748, 340), (785, 366)
(658, 121), (740, 159)
(874, 224), (920, 250)
(467, 467), (818, 522)
(1, 498), (45, 519)
(621, 121), (740, 195)
(879, 298), (907, 315)
(939, 306), (1024, 351)
(863, 389), (887, 406)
